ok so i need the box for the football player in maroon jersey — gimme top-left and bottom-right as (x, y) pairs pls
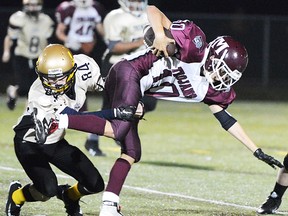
(39, 5), (283, 216)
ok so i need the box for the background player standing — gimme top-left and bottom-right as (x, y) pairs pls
(2, 0), (54, 110)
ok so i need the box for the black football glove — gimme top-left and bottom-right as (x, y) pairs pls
(114, 106), (136, 121)
(253, 148), (284, 169)
(32, 108), (48, 144)
(32, 108), (56, 144)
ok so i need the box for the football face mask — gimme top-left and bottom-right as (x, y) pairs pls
(203, 36), (248, 91)
(35, 44), (77, 96)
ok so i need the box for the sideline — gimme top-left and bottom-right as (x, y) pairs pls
(1, 165), (287, 214)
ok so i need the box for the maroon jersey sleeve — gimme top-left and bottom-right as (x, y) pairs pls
(202, 86), (236, 109)
(170, 20), (207, 63)
(55, 1), (75, 23)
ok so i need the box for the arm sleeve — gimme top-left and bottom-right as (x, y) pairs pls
(61, 106), (115, 120)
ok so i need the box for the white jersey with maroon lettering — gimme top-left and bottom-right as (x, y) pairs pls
(55, 1), (102, 50)
(142, 56), (209, 103)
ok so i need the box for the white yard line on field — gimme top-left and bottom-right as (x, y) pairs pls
(1, 165), (288, 214)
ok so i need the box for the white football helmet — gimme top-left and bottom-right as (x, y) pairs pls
(23, 0), (43, 15)
(118, 0), (147, 17)
(73, 0), (93, 8)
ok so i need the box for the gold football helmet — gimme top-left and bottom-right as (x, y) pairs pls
(35, 44), (77, 96)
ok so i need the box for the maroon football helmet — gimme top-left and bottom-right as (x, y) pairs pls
(203, 36), (248, 91)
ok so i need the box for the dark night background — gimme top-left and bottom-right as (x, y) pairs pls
(1, 0), (288, 16)
(1, 0), (288, 100)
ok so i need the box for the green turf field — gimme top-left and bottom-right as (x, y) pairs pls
(0, 95), (287, 215)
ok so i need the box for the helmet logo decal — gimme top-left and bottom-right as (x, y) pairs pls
(48, 68), (63, 76)
(193, 36), (203, 49)
(211, 37), (229, 55)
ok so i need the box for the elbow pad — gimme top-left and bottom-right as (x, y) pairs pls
(213, 109), (237, 130)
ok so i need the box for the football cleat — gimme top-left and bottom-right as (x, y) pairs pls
(99, 201), (123, 216)
(84, 139), (106, 157)
(257, 191), (282, 214)
(57, 185), (83, 216)
(5, 181), (23, 216)
(6, 85), (18, 111)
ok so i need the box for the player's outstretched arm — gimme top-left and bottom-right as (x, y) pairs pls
(209, 104), (283, 169)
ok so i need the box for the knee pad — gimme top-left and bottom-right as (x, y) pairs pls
(283, 154), (288, 170)
(79, 178), (105, 195)
(29, 185), (50, 201)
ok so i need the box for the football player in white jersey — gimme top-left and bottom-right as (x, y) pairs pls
(85, 0), (158, 157)
(4, 44), (136, 216)
(55, 0), (105, 56)
(2, 0), (54, 110)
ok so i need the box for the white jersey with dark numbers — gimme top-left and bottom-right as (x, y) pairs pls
(55, 1), (102, 50)
(103, 8), (148, 64)
(7, 11), (54, 59)
(14, 54), (104, 144)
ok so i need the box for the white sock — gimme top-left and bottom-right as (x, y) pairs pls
(102, 192), (119, 203)
(58, 114), (68, 129)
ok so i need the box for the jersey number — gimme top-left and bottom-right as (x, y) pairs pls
(29, 36), (40, 54)
(78, 63), (92, 81)
(76, 24), (95, 36)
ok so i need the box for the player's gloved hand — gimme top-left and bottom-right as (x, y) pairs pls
(32, 108), (58, 144)
(253, 148), (284, 169)
(32, 108), (49, 144)
(114, 106), (136, 121)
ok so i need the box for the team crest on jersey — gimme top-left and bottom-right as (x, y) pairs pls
(192, 36), (203, 49)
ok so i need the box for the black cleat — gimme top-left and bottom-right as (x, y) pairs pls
(6, 85), (18, 111)
(7, 98), (16, 111)
(57, 185), (83, 216)
(84, 140), (106, 157)
(257, 192), (282, 214)
(5, 181), (23, 216)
